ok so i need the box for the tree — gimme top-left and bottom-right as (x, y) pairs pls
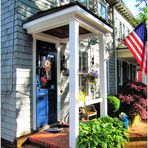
(135, 0), (148, 24)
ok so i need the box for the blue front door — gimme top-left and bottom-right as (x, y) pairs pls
(36, 89), (48, 128)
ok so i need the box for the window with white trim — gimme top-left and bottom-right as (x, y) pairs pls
(99, 2), (107, 20)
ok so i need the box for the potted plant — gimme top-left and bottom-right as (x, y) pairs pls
(82, 70), (98, 85)
(81, 71), (98, 99)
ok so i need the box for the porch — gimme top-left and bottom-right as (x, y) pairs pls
(23, 2), (113, 147)
(23, 124), (69, 148)
(21, 120), (147, 148)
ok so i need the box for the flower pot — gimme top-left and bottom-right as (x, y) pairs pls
(131, 114), (141, 127)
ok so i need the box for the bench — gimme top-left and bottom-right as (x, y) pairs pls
(79, 105), (97, 121)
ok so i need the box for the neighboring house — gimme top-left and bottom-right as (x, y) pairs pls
(1, 0), (138, 147)
(111, 1), (147, 90)
(112, 1), (138, 92)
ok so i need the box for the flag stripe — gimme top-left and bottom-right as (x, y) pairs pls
(124, 22), (147, 75)
(132, 32), (144, 46)
(131, 32), (144, 50)
(127, 36), (142, 57)
(124, 39), (142, 65)
(129, 34), (142, 54)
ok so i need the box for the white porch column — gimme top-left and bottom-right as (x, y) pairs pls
(69, 20), (79, 148)
(33, 38), (37, 130)
(121, 61), (123, 86)
(56, 43), (61, 121)
(99, 34), (107, 117)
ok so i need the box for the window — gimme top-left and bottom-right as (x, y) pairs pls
(119, 22), (122, 39)
(79, 51), (88, 73)
(99, 2), (107, 20)
(79, 0), (87, 6)
(125, 27), (129, 37)
(123, 24), (125, 39)
(79, 50), (89, 93)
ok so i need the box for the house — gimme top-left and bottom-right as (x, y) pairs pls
(111, 1), (147, 89)
(111, 1), (138, 92)
(1, 0), (138, 147)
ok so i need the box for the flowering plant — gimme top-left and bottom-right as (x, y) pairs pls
(82, 71), (98, 84)
(118, 81), (147, 119)
(78, 91), (88, 102)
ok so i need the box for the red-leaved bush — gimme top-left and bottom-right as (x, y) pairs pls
(118, 81), (147, 120)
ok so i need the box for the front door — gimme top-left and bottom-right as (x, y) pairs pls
(36, 88), (48, 128)
(36, 40), (57, 128)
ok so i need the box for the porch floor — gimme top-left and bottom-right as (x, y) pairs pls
(25, 128), (69, 148)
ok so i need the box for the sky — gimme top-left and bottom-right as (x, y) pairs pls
(123, 0), (146, 17)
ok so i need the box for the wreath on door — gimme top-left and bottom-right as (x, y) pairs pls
(41, 60), (52, 85)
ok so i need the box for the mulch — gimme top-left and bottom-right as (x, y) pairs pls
(124, 121), (147, 148)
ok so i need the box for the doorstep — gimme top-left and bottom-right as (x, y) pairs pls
(27, 126), (69, 148)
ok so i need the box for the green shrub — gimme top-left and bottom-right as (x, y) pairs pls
(77, 116), (128, 148)
(107, 96), (120, 113)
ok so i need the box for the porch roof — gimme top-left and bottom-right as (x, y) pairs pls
(115, 41), (138, 65)
(23, 2), (111, 147)
(23, 1), (113, 37)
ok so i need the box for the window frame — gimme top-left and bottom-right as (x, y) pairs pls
(98, 1), (107, 20)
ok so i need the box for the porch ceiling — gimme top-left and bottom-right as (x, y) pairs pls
(43, 25), (91, 39)
(117, 49), (138, 64)
(23, 2), (113, 37)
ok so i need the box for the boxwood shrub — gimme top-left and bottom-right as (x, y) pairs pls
(107, 96), (120, 114)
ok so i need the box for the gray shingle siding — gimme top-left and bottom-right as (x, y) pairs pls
(1, 0), (115, 144)
(109, 52), (116, 95)
(1, 0), (17, 142)
(1, 0), (57, 142)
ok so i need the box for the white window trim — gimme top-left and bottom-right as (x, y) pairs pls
(99, 1), (108, 20)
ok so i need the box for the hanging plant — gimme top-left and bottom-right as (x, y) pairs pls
(82, 70), (98, 85)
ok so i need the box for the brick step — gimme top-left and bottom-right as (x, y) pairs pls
(129, 136), (147, 142)
(124, 141), (147, 148)
(22, 140), (46, 148)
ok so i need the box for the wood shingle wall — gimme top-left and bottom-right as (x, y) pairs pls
(1, 0), (57, 144)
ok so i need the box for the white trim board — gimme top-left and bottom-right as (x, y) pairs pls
(23, 5), (113, 35)
(32, 36), (61, 129)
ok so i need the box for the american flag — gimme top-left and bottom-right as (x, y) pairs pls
(124, 22), (147, 75)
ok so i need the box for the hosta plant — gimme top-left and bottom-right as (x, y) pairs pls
(77, 116), (128, 148)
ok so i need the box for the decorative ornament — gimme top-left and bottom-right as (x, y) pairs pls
(41, 76), (47, 85)
(42, 60), (52, 79)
